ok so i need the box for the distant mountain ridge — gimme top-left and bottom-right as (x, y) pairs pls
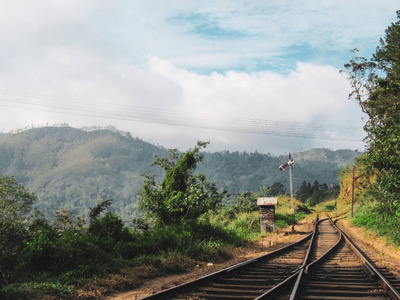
(293, 148), (360, 167)
(0, 126), (361, 220)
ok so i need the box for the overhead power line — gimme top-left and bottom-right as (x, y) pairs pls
(0, 89), (365, 141)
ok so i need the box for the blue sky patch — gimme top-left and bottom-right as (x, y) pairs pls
(169, 12), (247, 39)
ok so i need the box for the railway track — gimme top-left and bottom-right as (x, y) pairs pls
(139, 216), (400, 300)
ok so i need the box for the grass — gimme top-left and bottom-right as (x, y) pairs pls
(314, 199), (337, 214)
(337, 163), (400, 246)
(1, 281), (76, 300)
(352, 203), (400, 246)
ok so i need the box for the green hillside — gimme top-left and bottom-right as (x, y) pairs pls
(0, 126), (361, 221)
(0, 127), (168, 220)
(198, 148), (360, 196)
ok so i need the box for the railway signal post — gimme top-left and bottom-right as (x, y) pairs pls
(279, 153), (295, 214)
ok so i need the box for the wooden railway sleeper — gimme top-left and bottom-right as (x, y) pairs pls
(139, 229), (314, 300)
(362, 262), (378, 281)
(332, 218), (400, 300)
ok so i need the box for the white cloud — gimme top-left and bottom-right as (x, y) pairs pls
(0, 54), (366, 153)
(148, 56), (361, 123)
(1, 0), (395, 153)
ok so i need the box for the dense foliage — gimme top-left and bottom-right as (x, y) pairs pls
(341, 10), (400, 242)
(0, 176), (36, 287)
(296, 180), (339, 206)
(0, 174), (241, 299)
(139, 141), (227, 225)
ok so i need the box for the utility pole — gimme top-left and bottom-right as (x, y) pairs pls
(351, 165), (355, 218)
(289, 154), (294, 214)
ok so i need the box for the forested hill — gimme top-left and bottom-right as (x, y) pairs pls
(198, 147), (360, 196)
(0, 126), (361, 220)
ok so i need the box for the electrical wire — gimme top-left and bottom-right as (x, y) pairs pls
(0, 89), (365, 141)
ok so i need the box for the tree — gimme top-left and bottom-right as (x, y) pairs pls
(308, 190), (322, 207)
(139, 141), (227, 225)
(0, 175), (35, 219)
(320, 183), (329, 193)
(265, 182), (286, 197)
(0, 176), (36, 285)
(296, 180), (312, 202)
(311, 181), (318, 191)
(89, 199), (113, 221)
(342, 10), (400, 214)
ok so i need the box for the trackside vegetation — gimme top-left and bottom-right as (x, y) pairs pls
(339, 10), (400, 245)
(0, 141), (313, 299)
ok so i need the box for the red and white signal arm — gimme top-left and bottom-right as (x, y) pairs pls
(279, 159), (294, 171)
(279, 163), (289, 171)
(257, 197), (278, 206)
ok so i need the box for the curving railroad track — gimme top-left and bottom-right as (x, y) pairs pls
(139, 216), (400, 300)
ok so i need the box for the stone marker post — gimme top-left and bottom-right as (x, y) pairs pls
(257, 197), (278, 233)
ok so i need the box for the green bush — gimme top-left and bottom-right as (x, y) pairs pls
(113, 241), (141, 259)
(89, 212), (134, 244)
(22, 228), (56, 272)
(21, 228), (117, 280)
(353, 203), (400, 245)
(54, 231), (116, 275)
(275, 213), (294, 228)
(127, 222), (240, 262)
(227, 212), (259, 238)
(0, 218), (30, 284)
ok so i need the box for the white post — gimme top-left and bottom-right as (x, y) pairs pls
(279, 153), (295, 215)
(289, 160), (294, 214)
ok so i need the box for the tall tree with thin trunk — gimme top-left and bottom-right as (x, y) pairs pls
(342, 10), (400, 216)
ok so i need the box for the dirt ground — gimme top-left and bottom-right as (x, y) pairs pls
(107, 217), (400, 300)
(107, 221), (314, 300)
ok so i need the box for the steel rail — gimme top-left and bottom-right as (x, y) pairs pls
(287, 217), (342, 300)
(289, 215), (400, 300)
(255, 215), (342, 300)
(254, 271), (299, 300)
(303, 217), (343, 274)
(254, 215), (321, 300)
(139, 230), (313, 300)
(288, 216), (343, 300)
(332, 217), (400, 300)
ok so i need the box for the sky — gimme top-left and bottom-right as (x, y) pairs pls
(0, 1), (398, 155)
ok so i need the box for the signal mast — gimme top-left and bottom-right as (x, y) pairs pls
(279, 153), (294, 214)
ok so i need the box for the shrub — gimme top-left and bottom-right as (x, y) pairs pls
(22, 228), (56, 272)
(275, 213), (294, 227)
(353, 203), (400, 245)
(89, 212), (134, 244)
(113, 241), (140, 259)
